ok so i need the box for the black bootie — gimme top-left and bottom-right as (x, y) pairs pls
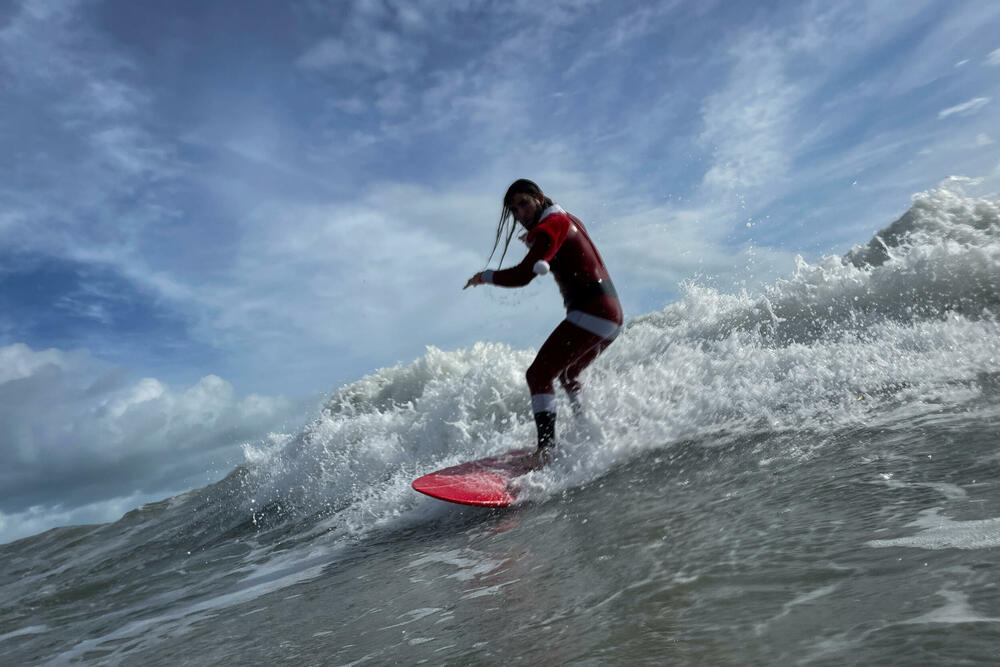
(534, 411), (557, 449)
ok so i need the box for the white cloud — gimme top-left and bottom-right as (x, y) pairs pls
(106, 377), (166, 419)
(298, 30), (423, 73)
(1, 1), (141, 127)
(938, 97), (990, 119)
(698, 32), (800, 193)
(202, 183), (498, 359)
(564, 1), (686, 75)
(296, 37), (350, 70)
(0, 343), (311, 541)
(87, 126), (173, 177)
(987, 48), (1000, 66)
(601, 200), (798, 302)
(374, 78), (411, 114)
(329, 96), (367, 115)
(0, 343), (78, 384)
(604, 203), (734, 284)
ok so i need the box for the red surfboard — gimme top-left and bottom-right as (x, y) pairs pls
(412, 448), (536, 507)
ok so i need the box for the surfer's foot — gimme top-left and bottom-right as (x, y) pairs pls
(522, 446), (554, 470)
(567, 390), (583, 418)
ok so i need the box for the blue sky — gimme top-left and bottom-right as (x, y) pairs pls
(1, 0), (999, 543)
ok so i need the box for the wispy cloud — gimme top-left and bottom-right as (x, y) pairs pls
(938, 97), (990, 119)
(698, 33), (800, 193)
(987, 47), (1000, 66)
(0, 0), (179, 262)
(298, 31), (423, 74)
(198, 183), (511, 362)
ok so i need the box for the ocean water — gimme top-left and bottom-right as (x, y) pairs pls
(2, 182), (999, 665)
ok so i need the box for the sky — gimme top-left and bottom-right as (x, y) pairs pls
(2, 0), (999, 544)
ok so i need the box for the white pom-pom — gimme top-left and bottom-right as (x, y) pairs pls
(533, 260), (550, 275)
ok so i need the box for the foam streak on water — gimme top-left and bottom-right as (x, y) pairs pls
(2, 182), (1000, 664)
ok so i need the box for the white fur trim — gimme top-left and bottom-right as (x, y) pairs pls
(567, 310), (621, 340)
(533, 260), (550, 275)
(481, 269), (494, 284)
(538, 204), (565, 224)
(531, 393), (557, 414)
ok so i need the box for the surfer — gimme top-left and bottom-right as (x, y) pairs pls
(464, 179), (623, 465)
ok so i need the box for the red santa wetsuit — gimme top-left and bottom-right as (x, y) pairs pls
(482, 204), (623, 448)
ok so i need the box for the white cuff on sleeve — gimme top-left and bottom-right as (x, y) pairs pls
(481, 269), (494, 284)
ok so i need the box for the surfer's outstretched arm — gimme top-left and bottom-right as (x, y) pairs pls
(463, 234), (553, 290)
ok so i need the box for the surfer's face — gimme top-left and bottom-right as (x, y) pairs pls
(509, 192), (542, 227)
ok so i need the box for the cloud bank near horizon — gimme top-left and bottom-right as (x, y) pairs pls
(0, 342), (311, 544)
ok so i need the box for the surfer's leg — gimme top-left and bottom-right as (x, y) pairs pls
(559, 362), (590, 417)
(560, 337), (615, 394)
(526, 321), (605, 448)
(558, 313), (620, 416)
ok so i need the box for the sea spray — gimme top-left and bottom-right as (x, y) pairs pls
(235, 181), (1000, 516)
(235, 343), (539, 535)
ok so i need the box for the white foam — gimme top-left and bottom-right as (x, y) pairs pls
(868, 508), (1000, 550)
(0, 625), (49, 644)
(377, 607), (443, 631)
(899, 588), (1000, 625)
(53, 543), (345, 664)
(405, 548), (506, 582)
(755, 584), (840, 635)
(871, 478), (969, 500)
(229, 181), (1000, 569)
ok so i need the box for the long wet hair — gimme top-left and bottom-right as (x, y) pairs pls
(487, 179), (554, 268)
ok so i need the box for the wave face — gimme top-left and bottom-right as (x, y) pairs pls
(2, 182), (999, 664)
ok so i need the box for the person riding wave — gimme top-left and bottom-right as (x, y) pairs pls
(465, 179), (623, 466)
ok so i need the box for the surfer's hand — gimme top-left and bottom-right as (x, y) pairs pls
(464, 272), (484, 289)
